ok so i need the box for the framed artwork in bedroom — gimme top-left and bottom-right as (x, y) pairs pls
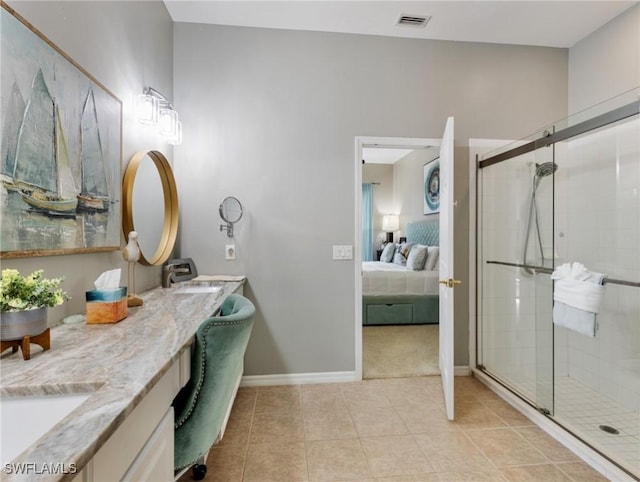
(423, 158), (440, 215)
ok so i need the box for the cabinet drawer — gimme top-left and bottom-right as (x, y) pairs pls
(91, 362), (180, 481)
(122, 408), (174, 482)
(366, 303), (413, 325)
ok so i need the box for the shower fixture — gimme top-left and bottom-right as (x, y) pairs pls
(535, 161), (557, 183)
(522, 162), (558, 274)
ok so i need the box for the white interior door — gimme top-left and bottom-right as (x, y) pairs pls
(438, 117), (456, 420)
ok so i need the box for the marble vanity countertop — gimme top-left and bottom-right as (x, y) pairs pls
(0, 279), (245, 481)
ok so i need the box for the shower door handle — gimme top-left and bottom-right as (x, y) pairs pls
(439, 278), (462, 288)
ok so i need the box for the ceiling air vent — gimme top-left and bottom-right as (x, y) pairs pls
(396, 14), (431, 28)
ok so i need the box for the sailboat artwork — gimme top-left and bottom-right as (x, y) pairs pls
(77, 88), (111, 213)
(1, 3), (122, 257)
(1, 81), (25, 190)
(13, 69), (79, 216)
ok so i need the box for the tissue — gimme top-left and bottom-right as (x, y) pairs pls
(94, 268), (122, 290)
(86, 269), (127, 324)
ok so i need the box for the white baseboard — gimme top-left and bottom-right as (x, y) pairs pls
(241, 371), (358, 387)
(472, 369), (635, 482)
(242, 367), (471, 387)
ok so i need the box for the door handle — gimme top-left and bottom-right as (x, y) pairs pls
(439, 278), (462, 288)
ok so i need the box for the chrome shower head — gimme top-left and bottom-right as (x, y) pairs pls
(535, 162), (558, 178)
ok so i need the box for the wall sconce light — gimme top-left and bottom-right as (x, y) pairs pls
(136, 86), (182, 145)
(382, 214), (399, 243)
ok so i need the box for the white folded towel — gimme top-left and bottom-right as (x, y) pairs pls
(551, 262), (590, 283)
(553, 278), (604, 313)
(551, 262), (607, 337)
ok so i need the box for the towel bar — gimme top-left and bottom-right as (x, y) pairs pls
(485, 260), (640, 288)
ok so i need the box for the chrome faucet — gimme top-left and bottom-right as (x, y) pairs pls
(162, 264), (190, 288)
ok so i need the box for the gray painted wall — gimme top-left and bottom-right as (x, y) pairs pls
(2, 1), (174, 323)
(569, 3), (640, 113)
(174, 23), (568, 374)
(393, 148), (440, 229)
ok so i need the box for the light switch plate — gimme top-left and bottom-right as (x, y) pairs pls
(225, 244), (236, 260)
(333, 245), (353, 260)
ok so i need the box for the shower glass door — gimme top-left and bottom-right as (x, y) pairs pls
(478, 88), (640, 478)
(477, 127), (555, 413)
(551, 95), (640, 477)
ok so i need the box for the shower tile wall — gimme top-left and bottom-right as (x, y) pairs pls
(553, 117), (640, 414)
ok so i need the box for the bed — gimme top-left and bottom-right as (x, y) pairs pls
(362, 219), (440, 325)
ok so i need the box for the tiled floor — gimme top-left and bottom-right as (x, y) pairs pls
(481, 369), (640, 478)
(555, 376), (640, 477)
(179, 376), (610, 481)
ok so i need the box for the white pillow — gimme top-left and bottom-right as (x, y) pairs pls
(392, 252), (407, 266)
(406, 244), (428, 271)
(425, 246), (440, 270)
(380, 242), (395, 262)
(398, 242), (414, 258)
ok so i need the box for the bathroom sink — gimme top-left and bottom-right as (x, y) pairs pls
(173, 285), (222, 294)
(1, 393), (91, 465)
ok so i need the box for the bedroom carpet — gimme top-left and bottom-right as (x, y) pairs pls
(363, 324), (440, 379)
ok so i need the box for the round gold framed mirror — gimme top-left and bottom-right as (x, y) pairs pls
(122, 150), (179, 266)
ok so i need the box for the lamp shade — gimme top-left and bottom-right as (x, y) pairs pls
(135, 93), (158, 126)
(168, 120), (182, 146)
(382, 214), (399, 232)
(137, 87), (183, 145)
(158, 108), (179, 138)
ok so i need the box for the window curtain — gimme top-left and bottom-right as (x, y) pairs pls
(362, 183), (374, 261)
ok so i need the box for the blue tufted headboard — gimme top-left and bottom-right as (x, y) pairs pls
(406, 220), (439, 246)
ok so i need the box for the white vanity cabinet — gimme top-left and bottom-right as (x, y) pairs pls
(73, 348), (191, 482)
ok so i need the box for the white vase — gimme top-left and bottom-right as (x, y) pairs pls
(0, 307), (48, 341)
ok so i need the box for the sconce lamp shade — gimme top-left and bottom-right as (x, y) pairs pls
(136, 93), (158, 126)
(136, 87), (182, 145)
(382, 214), (399, 232)
(168, 121), (182, 146)
(159, 108), (179, 138)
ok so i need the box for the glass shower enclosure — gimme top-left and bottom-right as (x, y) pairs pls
(476, 88), (640, 478)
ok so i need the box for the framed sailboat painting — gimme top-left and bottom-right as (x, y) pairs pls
(0, 2), (122, 258)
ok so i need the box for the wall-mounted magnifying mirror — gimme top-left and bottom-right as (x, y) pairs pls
(219, 196), (243, 237)
(122, 150), (179, 265)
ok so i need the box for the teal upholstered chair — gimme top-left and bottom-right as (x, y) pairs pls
(173, 294), (255, 479)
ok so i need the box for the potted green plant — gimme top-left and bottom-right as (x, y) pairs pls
(0, 269), (69, 341)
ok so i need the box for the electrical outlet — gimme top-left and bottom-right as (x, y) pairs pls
(225, 244), (236, 260)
